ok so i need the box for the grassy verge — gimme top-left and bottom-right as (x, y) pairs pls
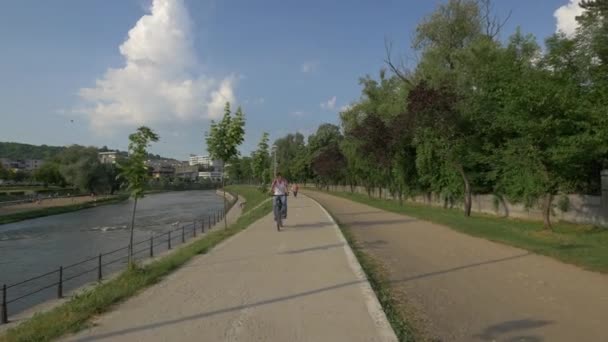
(329, 214), (416, 341)
(0, 186), (272, 342)
(0, 196), (129, 225)
(314, 189), (608, 274)
(226, 185), (268, 213)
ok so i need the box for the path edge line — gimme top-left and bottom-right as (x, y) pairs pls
(306, 194), (398, 342)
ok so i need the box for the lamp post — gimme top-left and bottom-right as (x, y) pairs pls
(272, 144), (277, 179)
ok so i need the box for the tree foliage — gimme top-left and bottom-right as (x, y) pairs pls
(226, 0), (608, 230)
(251, 132), (271, 186)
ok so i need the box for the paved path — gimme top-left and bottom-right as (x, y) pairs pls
(64, 195), (396, 342)
(306, 191), (608, 342)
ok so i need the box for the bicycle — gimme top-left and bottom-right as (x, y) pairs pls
(271, 193), (288, 231)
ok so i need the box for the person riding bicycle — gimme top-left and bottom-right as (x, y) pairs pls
(270, 172), (288, 220)
(292, 183), (299, 198)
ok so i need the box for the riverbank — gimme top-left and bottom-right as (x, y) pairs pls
(0, 188), (221, 225)
(0, 186), (271, 342)
(0, 195), (129, 225)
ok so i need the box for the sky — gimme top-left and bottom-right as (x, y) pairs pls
(0, 0), (583, 160)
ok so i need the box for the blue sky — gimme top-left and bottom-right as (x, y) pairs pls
(0, 0), (577, 159)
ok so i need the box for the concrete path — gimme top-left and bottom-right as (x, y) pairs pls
(306, 191), (608, 342)
(64, 195), (396, 342)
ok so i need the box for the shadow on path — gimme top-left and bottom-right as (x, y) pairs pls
(473, 319), (553, 341)
(347, 218), (418, 228)
(389, 253), (531, 284)
(280, 243), (345, 254)
(74, 280), (364, 342)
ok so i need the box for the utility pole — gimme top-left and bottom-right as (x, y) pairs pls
(272, 145), (277, 178)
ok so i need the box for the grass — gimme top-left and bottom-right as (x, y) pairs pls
(314, 189), (608, 274)
(0, 196), (129, 225)
(0, 186), (272, 342)
(226, 185), (268, 213)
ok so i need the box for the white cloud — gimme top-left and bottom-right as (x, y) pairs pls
(554, 0), (584, 37)
(255, 97), (265, 105)
(78, 0), (236, 130)
(301, 60), (319, 73)
(320, 96), (337, 110)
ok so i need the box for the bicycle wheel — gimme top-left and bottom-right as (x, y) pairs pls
(274, 197), (282, 231)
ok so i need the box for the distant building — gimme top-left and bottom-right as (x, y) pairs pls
(24, 159), (44, 171)
(188, 155), (222, 170)
(150, 164), (175, 179)
(175, 164), (199, 181)
(0, 158), (44, 172)
(198, 171), (223, 182)
(98, 151), (118, 165)
(0, 158), (13, 170)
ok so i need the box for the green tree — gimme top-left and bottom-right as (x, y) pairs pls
(118, 126), (159, 263)
(205, 102), (246, 227)
(34, 162), (66, 187)
(273, 133), (306, 180)
(56, 146), (107, 193)
(492, 32), (605, 230)
(0, 163), (10, 181)
(308, 124), (345, 186)
(251, 132), (271, 186)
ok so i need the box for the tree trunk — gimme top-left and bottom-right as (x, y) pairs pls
(542, 193), (554, 230)
(398, 191), (403, 206)
(455, 164), (472, 217)
(128, 197), (138, 265)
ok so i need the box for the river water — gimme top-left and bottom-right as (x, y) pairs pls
(0, 190), (223, 317)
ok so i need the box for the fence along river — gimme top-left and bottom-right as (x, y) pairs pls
(0, 190), (225, 319)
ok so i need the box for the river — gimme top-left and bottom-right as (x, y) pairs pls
(0, 190), (224, 317)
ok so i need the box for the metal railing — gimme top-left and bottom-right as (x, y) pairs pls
(1, 195), (237, 324)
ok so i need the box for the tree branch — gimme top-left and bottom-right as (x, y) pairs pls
(384, 38), (413, 85)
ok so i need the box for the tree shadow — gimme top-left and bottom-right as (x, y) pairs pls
(283, 221), (334, 229)
(580, 226), (607, 235)
(333, 210), (385, 216)
(279, 243), (345, 255)
(389, 253), (530, 284)
(347, 218), (418, 228)
(553, 244), (589, 250)
(359, 239), (388, 250)
(473, 319), (553, 341)
(74, 280), (364, 341)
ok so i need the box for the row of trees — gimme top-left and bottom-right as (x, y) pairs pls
(229, 0), (608, 230)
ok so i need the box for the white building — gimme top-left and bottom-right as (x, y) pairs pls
(98, 151), (118, 165)
(198, 171), (223, 182)
(189, 155), (222, 170)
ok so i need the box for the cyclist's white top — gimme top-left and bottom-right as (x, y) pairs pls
(272, 179), (288, 195)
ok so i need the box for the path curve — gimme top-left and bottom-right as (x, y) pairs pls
(306, 190), (608, 342)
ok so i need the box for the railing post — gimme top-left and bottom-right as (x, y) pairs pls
(150, 234), (154, 258)
(193, 221), (197, 237)
(97, 254), (102, 282)
(168, 231), (172, 249)
(57, 266), (63, 299)
(182, 225), (185, 243)
(201, 219), (205, 233)
(208, 215), (211, 229)
(1, 284), (7, 324)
